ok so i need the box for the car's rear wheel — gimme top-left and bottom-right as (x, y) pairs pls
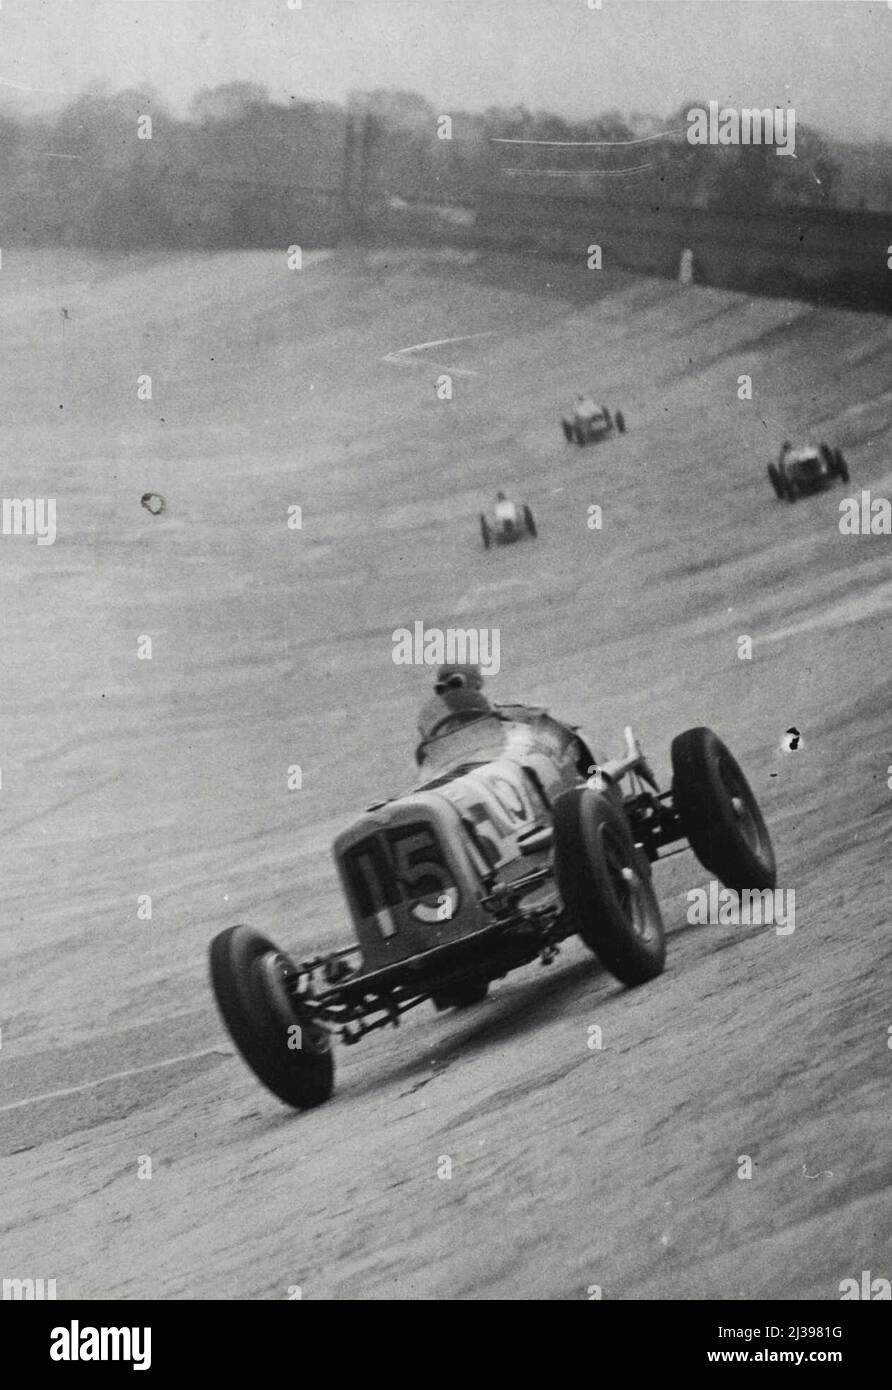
(480, 514), (491, 549)
(523, 504), (537, 537)
(834, 449), (850, 483)
(574, 425), (586, 446)
(767, 462), (784, 499)
(562, 419), (573, 443)
(615, 410), (626, 434)
(210, 925), (334, 1109)
(432, 979), (489, 1011)
(671, 727), (776, 892)
(554, 788), (666, 986)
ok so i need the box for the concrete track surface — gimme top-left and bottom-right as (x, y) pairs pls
(0, 247), (889, 1299)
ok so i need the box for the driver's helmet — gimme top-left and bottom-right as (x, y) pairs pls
(434, 662), (484, 694)
(416, 686), (492, 744)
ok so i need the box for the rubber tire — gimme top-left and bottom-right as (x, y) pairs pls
(562, 420), (573, 443)
(480, 514), (491, 549)
(615, 410), (626, 434)
(432, 979), (490, 1011)
(670, 727), (776, 892)
(835, 449), (850, 483)
(574, 425), (586, 447)
(553, 787), (666, 987)
(524, 504), (537, 538)
(767, 463), (784, 499)
(209, 925), (334, 1109)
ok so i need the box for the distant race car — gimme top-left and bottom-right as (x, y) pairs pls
(768, 441), (849, 502)
(209, 690), (776, 1110)
(562, 401), (626, 446)
(480, 493), (537, 548)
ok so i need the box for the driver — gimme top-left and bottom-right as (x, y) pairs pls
(574, 394), (599, 424)
(494, 490), (518, 526)
(434, 663), (485, 695)
(416, 664), (597, 778)
(415, 684), (494, 765)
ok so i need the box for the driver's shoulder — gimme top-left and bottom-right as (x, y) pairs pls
(492, 701), (548, 722)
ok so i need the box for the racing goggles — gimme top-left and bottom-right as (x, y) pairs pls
(434, 673), (469, 694)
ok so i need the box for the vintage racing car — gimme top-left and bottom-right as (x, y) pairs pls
(209, 687), (776, 1110)
(768, 441), (849, 502)
(562, 401), (626, 446)
(480, 492), (537, 548)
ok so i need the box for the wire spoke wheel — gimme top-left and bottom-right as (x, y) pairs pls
(554, 787), (666, 987)
(671, 727), (776, 892)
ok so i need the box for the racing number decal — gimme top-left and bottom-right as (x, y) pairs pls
(486, 772), (527, 822)
(349, 826), (457, 935)
(462, 769), (532, 867)
(353, 851), (397, 938)
(390, 827), (458, 925)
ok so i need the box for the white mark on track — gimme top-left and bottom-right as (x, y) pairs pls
(762, 581), (892, 644)
(382, 330), (500, 377)
(455, 576), (528, 610)
(0, 1048), (229, 1114)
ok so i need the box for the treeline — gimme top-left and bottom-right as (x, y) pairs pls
(0, 82), (883, 252)
(0, 85), (347, 250)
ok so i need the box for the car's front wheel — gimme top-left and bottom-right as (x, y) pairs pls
(767, 462), (784, 499)
(671, 727), (776, 892)
(554, 787), (666, 986)
(210, 925), (334, 1109)
(480, 514), (491, 549)
(615, 409), (626, 434)
(834, 449), (850, 483)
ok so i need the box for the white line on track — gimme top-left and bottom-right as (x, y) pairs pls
(0, 1048), (230, 1114)
(761, 581), (892, 644)
(382, 330), (500, 377)
(455, 576), (530, 610)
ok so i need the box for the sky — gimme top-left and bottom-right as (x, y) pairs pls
(0, 0), (889, 143)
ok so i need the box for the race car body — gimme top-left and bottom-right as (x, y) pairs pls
(210, 702), (776, 1110)
(480, 496), (537, 548)
(562, 403), (626, 446)
(768, 442), (849, 501)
